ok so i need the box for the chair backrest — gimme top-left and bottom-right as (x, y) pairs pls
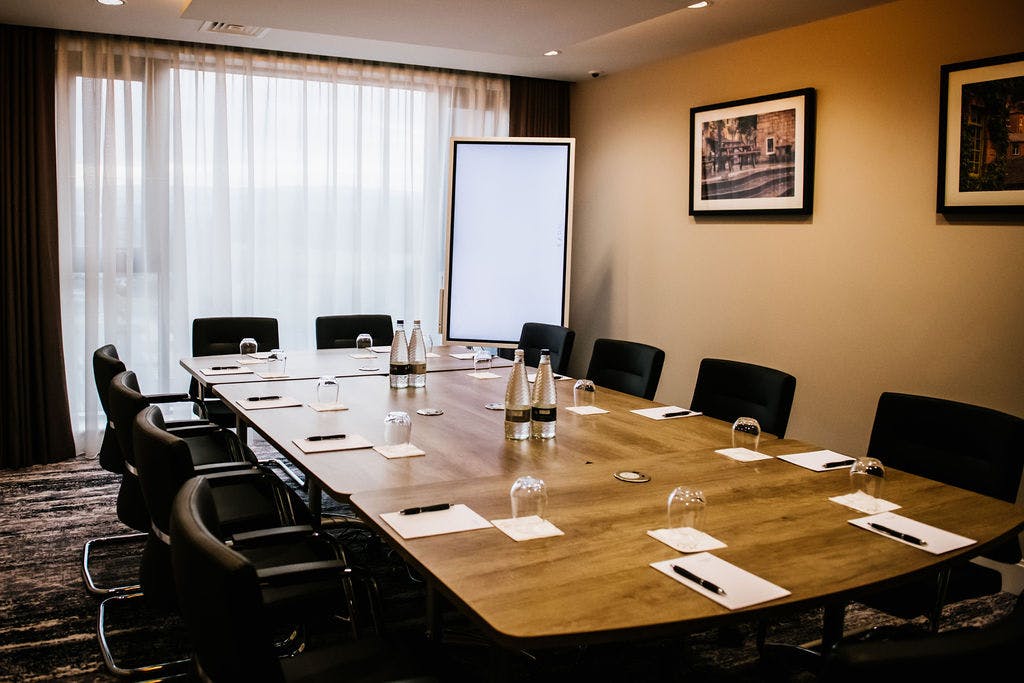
(689, 358), (797, 437)
(133, 406), (199, 539)
(315, 314), (394, 350)
(867, 392), (1024, 563)
(107, 370), (149, 471)
(497, 322), (576, 374)
(191, 317), (280, 357)
(586, 338), (665, 400)
(170, 476), (287, 682)
(93, 344), (127, 473)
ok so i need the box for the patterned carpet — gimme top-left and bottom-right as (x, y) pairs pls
(0, 439), (1017, 682)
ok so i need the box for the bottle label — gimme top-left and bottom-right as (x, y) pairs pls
(409, 362), (426, 374)
(531, 407), (557, 422)
(389, 363), (410, 375)
(505, 407), (530, 423)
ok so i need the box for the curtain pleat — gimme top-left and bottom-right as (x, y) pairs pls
(509, 76), (571, 138)
(0, 25), (76, 468)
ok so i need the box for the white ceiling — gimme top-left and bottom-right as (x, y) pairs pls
(0, 0), (897, 82)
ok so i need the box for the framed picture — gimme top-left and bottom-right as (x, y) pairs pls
(937, 51), (1024, 214)
(689, 88), (815, 216)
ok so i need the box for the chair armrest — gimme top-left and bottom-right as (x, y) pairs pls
(193, 461), (255, 475)
(256, 559), (351, 585)
(228, 525), (316, 547)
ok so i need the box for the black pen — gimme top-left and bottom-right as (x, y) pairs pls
(399, 503), (453, 515)
(868, 522), (927, 546)
(246, 395), (281, 401)
(211, 366), (239, 370)
(663, 410), (692, 418)
(307, 433), (346, 442)
(672, 564), (727, 595)
(822, 459), (856, 468)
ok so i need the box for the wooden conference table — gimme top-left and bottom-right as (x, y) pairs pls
(206, 356), (1024, 664)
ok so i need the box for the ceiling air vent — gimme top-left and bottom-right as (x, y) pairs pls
(198, 21), (269, 38)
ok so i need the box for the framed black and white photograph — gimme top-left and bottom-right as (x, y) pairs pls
(689, 88), (816, 216)
(937, 51), (1024, 214)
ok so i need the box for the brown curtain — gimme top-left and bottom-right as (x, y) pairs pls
(509, 76), (571, 137)
(0, 25), (76, 468)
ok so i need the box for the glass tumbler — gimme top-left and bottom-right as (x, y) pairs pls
(315, 375), (340, 406)
(266, 349), (287, 375)
(356, 333), (373, 349)
(510, 475), (548, 520)
(850, 456), (886, 499)
(731, 417), (761, 451)
(473, 349), (492, 374)
(667, 486), (707, 531)
(383, 411), (412, 446)
(573, 379), (596, 407)
(239, 337), (258, 355)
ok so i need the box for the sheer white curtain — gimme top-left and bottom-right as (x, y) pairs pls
(56, 35), (509, 454)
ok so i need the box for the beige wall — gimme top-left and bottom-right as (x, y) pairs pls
(568, 0), (1024, 456)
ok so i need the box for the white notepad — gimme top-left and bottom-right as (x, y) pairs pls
(565, 405), (609, 415)
(380, 504), (492, 539)
(253, 371), (290, 379)
(200, 366), (253, 376)
(849, 512), (976, 554)
(349, 352), (377, 359)
(715, 447), (773, 462)
(651, 553), (791, 610)
(239, 396), (302, 410)
(450, 352), (476, 360)
(631, 406), (702, 420)
(292, 434), (373, 453)
(776, 450), (856, 472)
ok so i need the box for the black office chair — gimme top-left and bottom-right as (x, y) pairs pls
(585, 338), (665, 400)
(315, 314), (394, 350)
(689, 358), (797, 437)
(822, 592), (1024, 682)
(849, 392), (1024, 632)
(170, 475), (433, 683)
(190, 316), (280, 426)
(497, 322), (576, 374)
(96, 404), (310, 679)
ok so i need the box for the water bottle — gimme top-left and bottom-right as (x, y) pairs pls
(408, 319), (427, 388)
(530, 348), (557, 439)
(504, 349), (531, 440)
(389, 320), (409, 389)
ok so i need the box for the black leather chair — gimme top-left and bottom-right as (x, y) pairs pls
(96, 405), (310, 679)
(585, 338), (665, 400)
(496, 322), (575, 375)
(849, 392), (1024, 631)
(689, 358), (797, 437)
(170, 475), (434, 683)
(315, 314), (394, 350)
(190, 316), (280, 426)
(822, 592), (1024, 681)
(93, 344), (128, 474)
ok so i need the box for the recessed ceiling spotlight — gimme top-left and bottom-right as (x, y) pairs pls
(687, 1), (711, 8)
(96, 0), (125, 5)
(543, 50), (561, 57)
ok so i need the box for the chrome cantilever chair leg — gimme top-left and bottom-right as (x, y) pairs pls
(260, 457), (304, 487)
(96, 591), (191, 679)
(82, 532), (147, 595)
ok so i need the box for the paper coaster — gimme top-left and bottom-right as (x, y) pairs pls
(349, 352), (377, 359)
(254, 371), (290, 379)
(247, 352), (272, 360)
(491, 516), (565, 542)
(374, 443), (426, 459)
(830, 491), (900, 514)
(566, 405), (608, 415)
(648, 527), (727, 553)
(308, 402), (348, 412)
(370, 346), (391, 353)
(292, 433), (373, 453)
(715, 447), (773, 462)
(467, 371), (501, 379)
(236, 358), (266, 365)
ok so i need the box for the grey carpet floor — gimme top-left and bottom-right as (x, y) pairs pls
(1, 439), (1017, 681)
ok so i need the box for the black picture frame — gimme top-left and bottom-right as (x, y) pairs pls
(689, 88), (816, 216)
(937, 51), (1024, 214)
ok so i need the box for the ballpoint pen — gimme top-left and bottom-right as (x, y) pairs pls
(868, 522), (927, 546)
(672, 564), (727, 595)
(211, 366), (239, 370)
(399, 503), (453, 515)
(307, 434), (346, 442)
(663, 410), (692, 418)
(246, 395), (281, 401)
(822, 459), (856, 468)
